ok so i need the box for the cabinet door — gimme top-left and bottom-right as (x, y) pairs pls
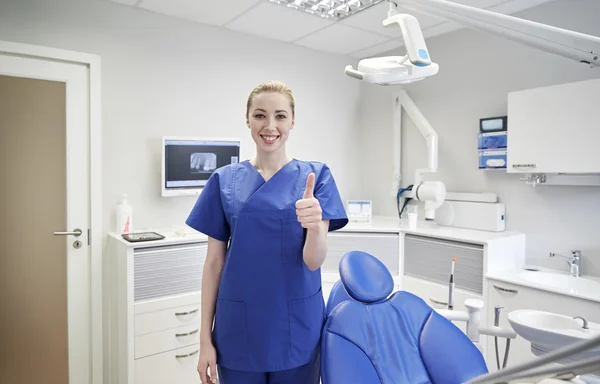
(507, 79), (600, 174)
(133, 243), (206, 302)
(486, 279), (600, 372)
(135, 343), (201, 384)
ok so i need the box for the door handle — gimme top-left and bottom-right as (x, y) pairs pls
(54, 228), (83, 237)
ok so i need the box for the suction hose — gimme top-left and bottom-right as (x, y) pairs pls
(494, 306), (511, 369)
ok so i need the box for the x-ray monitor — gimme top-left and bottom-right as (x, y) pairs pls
(161, 136), (241, 197)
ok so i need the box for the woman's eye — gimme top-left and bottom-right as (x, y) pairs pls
(254, 114), (265, 118)
(277, 114), (286, 119)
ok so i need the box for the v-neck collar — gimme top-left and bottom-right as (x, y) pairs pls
(245, 158), (297, 184)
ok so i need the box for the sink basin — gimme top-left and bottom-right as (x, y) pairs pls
(508, 309), (600, 363)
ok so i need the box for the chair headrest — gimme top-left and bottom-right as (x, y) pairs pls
(339, 251), (394, 303)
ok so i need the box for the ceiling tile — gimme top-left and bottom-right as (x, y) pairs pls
(107, 0), (138, 5)
(349, 38), (404, 59)
(294, 23), (391, 55)
(225, 1), (334, 43)
(341, 2), (444, 38)
(137, 0), (261, 26)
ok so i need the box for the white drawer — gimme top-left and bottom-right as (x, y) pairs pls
(135, 324), (201, 359)
(135, 302), (201, 336)
(134, 343), (202, 384)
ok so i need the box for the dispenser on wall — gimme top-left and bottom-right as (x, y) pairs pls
(478, 116), (507, 170)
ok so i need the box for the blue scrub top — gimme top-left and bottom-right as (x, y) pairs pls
(186, 159), (348, 373)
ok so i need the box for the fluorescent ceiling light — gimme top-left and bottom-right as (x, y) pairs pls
(268, 0), (385, 21)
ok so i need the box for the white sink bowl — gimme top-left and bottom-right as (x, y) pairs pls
(508, 309), (600, 363)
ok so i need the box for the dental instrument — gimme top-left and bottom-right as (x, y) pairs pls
(345, 0), (600, 86)
(448, 257), (456, 310)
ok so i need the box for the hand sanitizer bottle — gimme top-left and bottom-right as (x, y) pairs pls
(116, 194), (133, 233)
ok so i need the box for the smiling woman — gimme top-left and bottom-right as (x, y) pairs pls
(185, 80), (349, 384)
(245, 81), (296, 164)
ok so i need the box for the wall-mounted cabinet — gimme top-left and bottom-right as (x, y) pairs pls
(507, 79), (600, 177)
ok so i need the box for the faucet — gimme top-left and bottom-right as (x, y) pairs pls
(573, 316), (589, 330)
(549, 250), (582, 277)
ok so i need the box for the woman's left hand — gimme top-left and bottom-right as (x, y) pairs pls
(296, 173), (323, 230)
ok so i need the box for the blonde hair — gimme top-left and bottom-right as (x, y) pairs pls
(246, 80), (295, 119)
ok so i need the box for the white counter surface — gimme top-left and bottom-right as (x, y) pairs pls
(110, 215), (525, 248)
(340, 216), (525, 245)
(108, 230), (208, 248)
(487, 267), (600, 304)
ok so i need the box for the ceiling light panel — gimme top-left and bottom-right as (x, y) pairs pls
(268, 0), (386, 21)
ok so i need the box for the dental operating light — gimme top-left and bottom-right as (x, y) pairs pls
(345, 0), (600, 86)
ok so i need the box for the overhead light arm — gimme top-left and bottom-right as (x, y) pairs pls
(345, 0), (599, 86)
(394, 0), (600, 67)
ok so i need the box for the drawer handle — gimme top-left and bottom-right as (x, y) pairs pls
(175, 329), (199, 337)
(493, 284), (518, 294)
(175, 349), (199, 359)
(175, 308), (199, 316)
(429, 298), (448, 306)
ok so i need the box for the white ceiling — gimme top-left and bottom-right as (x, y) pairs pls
(107, 0), (554, 58)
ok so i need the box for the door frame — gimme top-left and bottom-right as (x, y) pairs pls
(0, 40), (103, 384)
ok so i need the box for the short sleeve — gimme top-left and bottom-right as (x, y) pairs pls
(314, 164), (349, 232)
(185, 172), (230, 242)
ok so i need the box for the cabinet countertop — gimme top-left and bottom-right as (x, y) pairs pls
(108, 215), (525, 248)
(487, 267), (600, 304)
(108, 231), (209, 248)
(339, 216), (525, 245)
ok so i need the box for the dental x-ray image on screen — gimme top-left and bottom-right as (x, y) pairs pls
(190, 152), (217, 173)
(162, 137), (241, 197)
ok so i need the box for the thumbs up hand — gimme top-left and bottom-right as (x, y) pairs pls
(296, 172), (322, 230)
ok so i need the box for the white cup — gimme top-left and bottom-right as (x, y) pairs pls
(407, 212), (417, 229)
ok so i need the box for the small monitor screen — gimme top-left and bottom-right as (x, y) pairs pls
(164, 138), (240, 191)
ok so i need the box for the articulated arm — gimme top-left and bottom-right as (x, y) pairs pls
(394, 0), (600, 67)
(394, 90), (446, 220)
(345, 0), (599, 86)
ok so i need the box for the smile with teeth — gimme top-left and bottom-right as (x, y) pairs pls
(260, 134), (280, 144)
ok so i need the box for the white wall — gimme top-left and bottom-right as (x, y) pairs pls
(359, 0), (600, 276)
(0, 0), (363, 237)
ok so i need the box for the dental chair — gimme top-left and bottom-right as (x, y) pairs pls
(321, 250), (489, 384)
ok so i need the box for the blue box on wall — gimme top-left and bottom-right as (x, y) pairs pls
(478, 131), (507, 149)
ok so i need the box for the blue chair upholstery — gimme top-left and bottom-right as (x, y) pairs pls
(321, 250), (489, 384)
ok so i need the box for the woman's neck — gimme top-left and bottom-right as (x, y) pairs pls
(252, 150), (292, 174)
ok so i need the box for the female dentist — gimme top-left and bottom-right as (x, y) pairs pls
(186, 81), (349, 384)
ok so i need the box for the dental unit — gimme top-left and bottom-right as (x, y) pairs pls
(329, 1), (600, 382)
(322, 250), (600, 384)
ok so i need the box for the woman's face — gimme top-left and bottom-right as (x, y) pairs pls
(246, 92), (294, 155)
